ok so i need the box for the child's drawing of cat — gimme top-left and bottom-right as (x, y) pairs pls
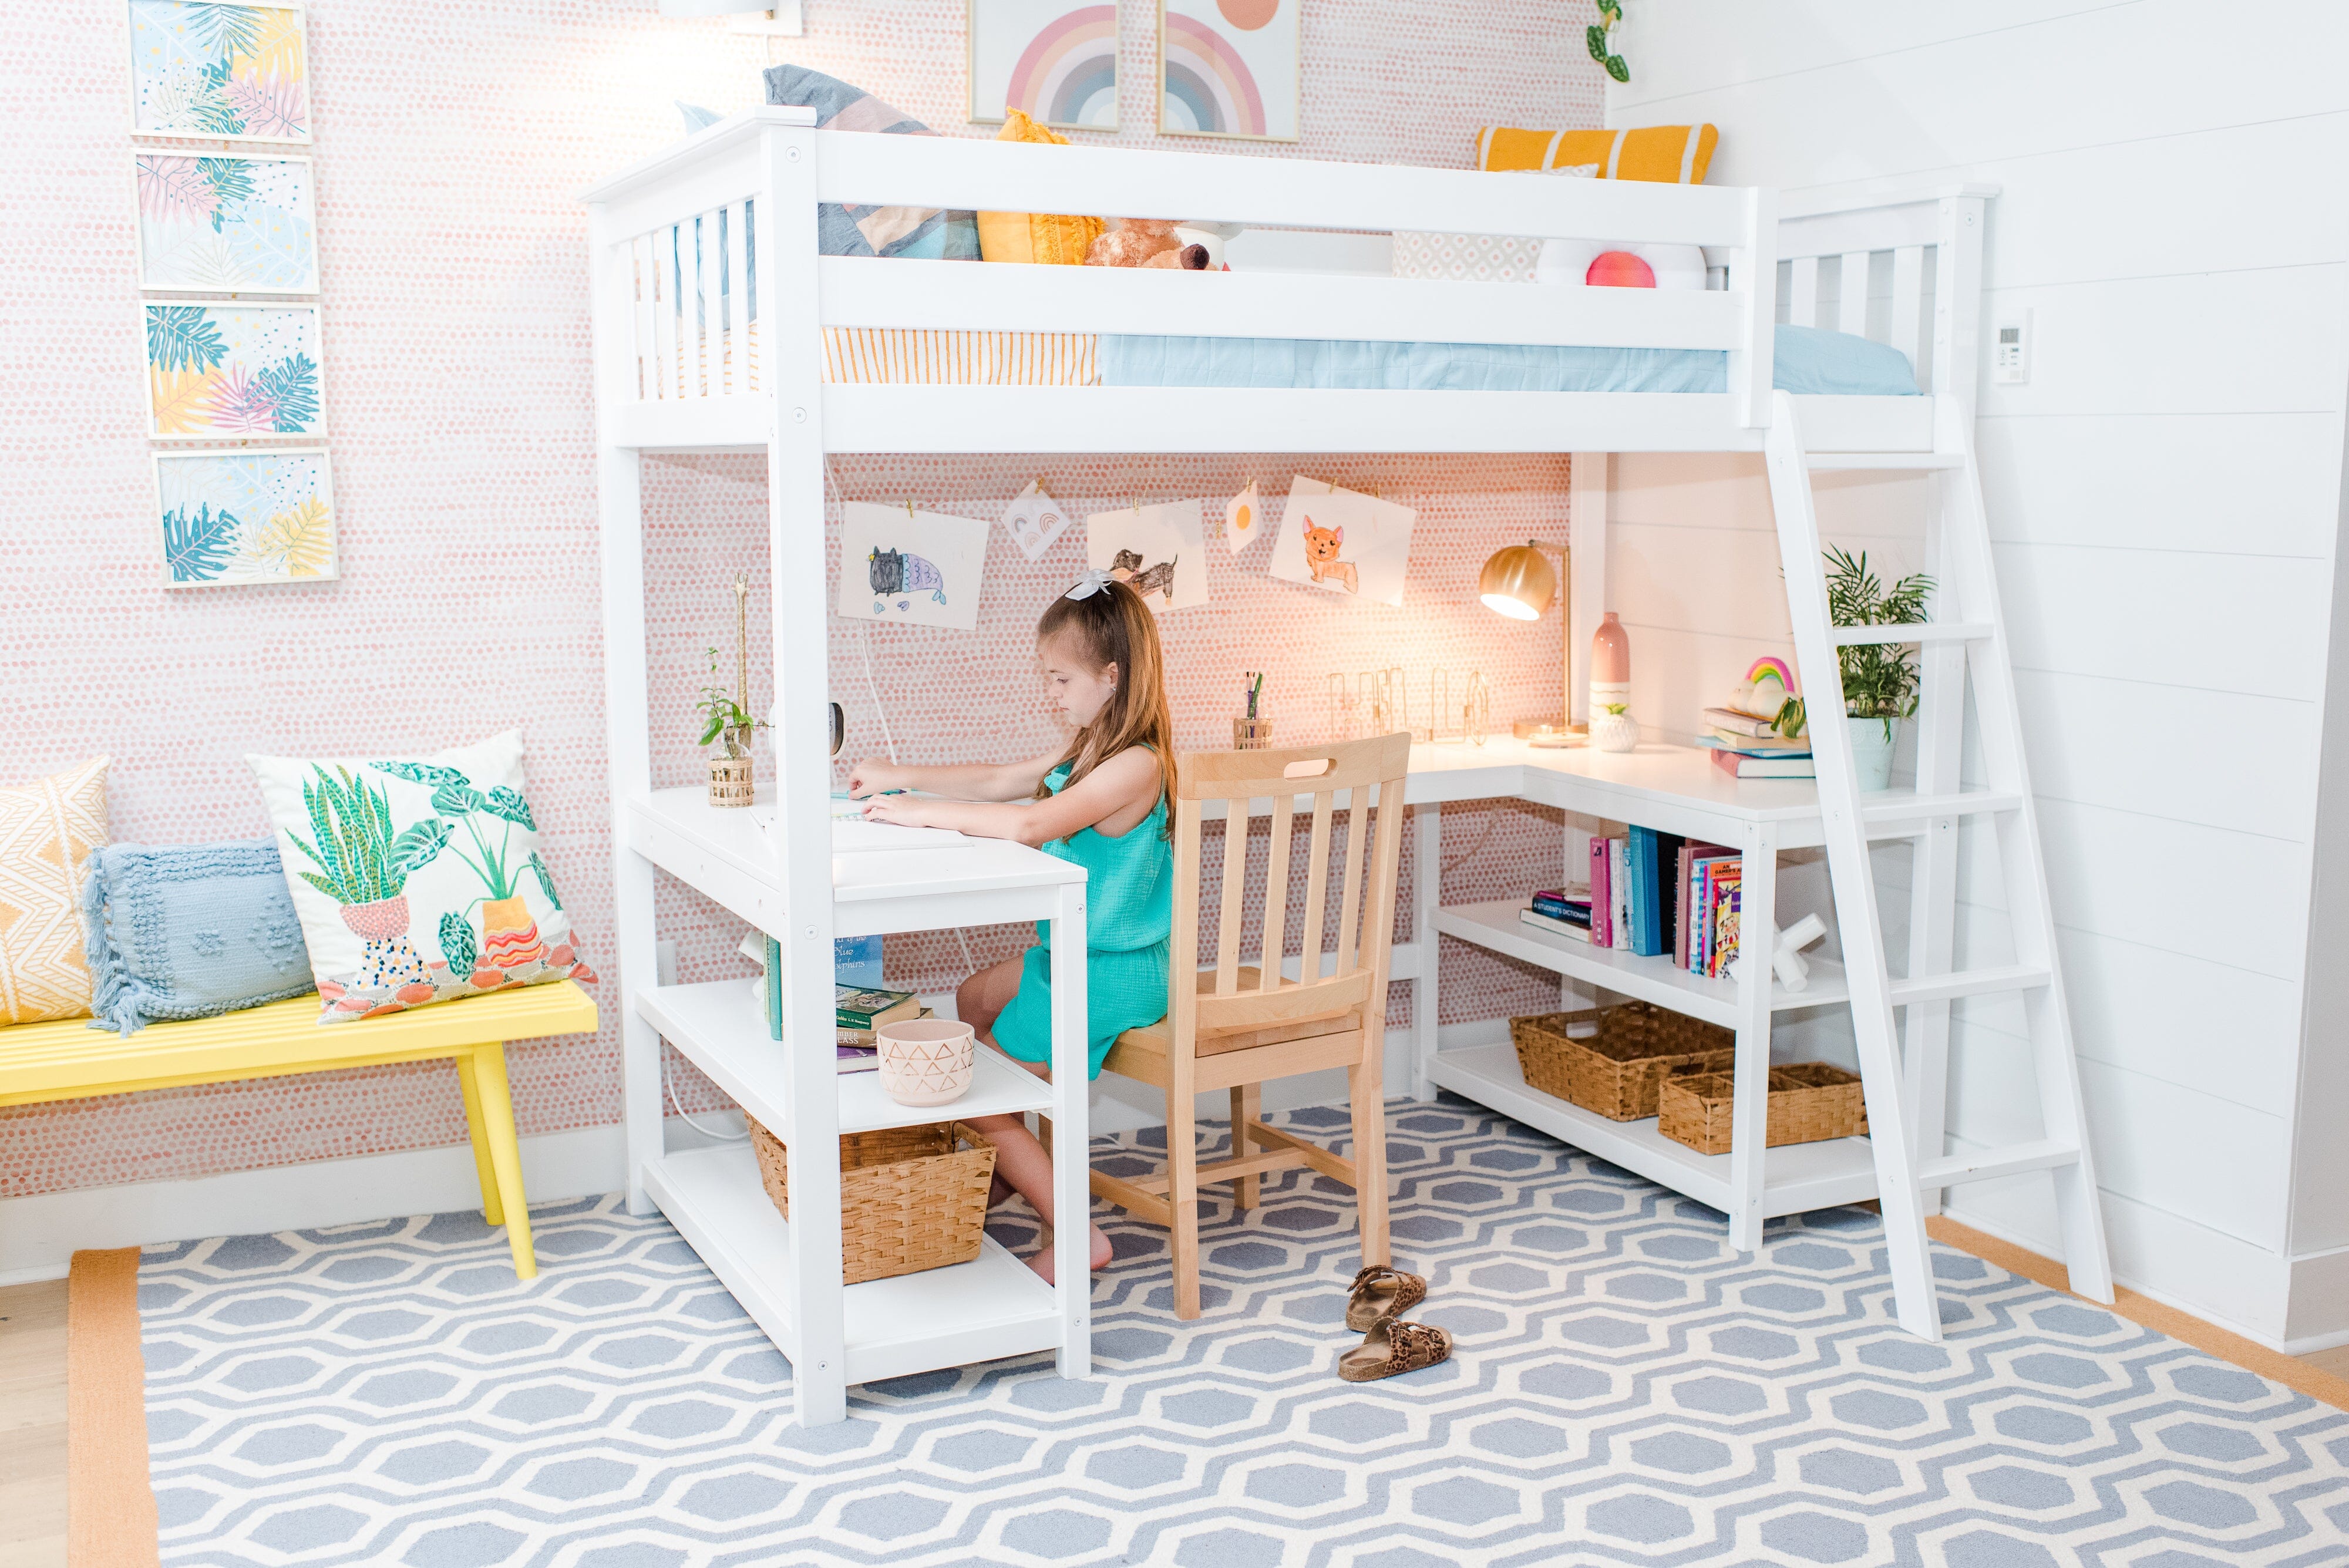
(1109, 547), (1179, 605)
(869, 546), (946, 613)
(1301, 519), (1358, 594)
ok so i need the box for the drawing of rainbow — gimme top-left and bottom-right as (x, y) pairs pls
(1161, 11), (1266, 136)
(1004, 6), (1119, 130)
(1745, 656), (1796, 692)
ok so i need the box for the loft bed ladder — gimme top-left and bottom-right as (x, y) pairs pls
(1766, 385), (2116, 1337)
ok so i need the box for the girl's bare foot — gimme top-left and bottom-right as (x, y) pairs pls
(1027, 1224), (1115, 1284)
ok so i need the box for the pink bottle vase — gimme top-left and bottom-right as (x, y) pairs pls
(1589, 612), (1631, 710)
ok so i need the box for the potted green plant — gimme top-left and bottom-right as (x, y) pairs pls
(1823, 545), (1933, 791)
(698, 573), (766, 807)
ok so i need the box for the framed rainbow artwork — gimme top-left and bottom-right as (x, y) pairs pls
(1158, 0), (1298, 143)
(968, 1), (1118, 132)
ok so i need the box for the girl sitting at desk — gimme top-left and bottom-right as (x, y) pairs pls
(850, 572), (1174, 1281)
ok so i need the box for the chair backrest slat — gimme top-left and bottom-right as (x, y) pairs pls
(1214, 790), (1250, 993)
(1257, 782), (1294, 993)
(1298, 788), (1335, 984)
(1169, 733), (1412, 1040)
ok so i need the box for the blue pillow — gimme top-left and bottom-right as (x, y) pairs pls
(1771, 323), (1921, 396)
(81, 839), (314, 1035)
(762, 65), (980, 261)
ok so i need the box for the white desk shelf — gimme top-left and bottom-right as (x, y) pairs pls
(647, 1143), (1065, 1389)
(638, 980), (1058, 1137)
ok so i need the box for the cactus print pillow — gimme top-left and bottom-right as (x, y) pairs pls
(248, 731), (594, 1024)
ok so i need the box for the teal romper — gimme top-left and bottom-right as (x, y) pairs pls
(989, 762), (1172, 1078)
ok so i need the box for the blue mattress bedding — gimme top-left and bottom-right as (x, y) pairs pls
(1100, 322), (1921, 396)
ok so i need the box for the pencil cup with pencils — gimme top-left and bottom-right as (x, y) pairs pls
(1233, 672), (1272, 749)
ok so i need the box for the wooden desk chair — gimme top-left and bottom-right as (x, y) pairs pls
(1092, 732), (1411, 1320)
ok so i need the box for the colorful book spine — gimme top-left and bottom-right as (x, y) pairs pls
(1713, 880), (1742, 977)
(1611, 838), (1631, 950)
(1588, 836), (1611, 948)
(765, 934), (783, 1041)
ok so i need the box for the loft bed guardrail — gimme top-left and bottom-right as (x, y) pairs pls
(581, 107), (1984, 456)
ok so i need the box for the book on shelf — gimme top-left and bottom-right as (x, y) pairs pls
(1702, 706), (1792, 739)
(837, 1043), (880, 1075)
(1709, 875), (1742, 978)
(1610, 837), (1631, 951)
(1709, 747), (1817, 780)
(1674, 842), (1732, 969)
(1521, 907), (1591, 941)
(1587, 836), (1612, 948)
(837, 983), (921, 1032)
(838, 1006), (933, 1048)
(1685, 852), (1739, 976)
(1704, 732), (1813, 755)
(1530, 887), (1590, 923)
(1627, 826), (1685, 958)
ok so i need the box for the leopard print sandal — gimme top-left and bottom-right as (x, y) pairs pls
(1337, 1315), (1454, 1382)
(1345, 1265), (1428, 1331)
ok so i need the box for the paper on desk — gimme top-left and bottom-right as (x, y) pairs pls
(831, 817), (972, 853)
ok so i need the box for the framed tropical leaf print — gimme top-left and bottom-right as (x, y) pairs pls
(133, 152), (318, 294)
(142, 303), (325, 440)
(152, 449), (338, 588)
(129, 1), (312, 145)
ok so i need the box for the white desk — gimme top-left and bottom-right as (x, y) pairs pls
(1371, 738), (2001, 1250)
(622, 788), (1091, 1394)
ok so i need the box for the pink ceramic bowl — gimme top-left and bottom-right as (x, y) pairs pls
(874, 1018), (977, 1108)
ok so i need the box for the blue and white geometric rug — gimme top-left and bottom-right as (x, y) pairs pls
(140, 1099), (2349, 1567)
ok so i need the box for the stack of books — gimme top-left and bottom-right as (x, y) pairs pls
(1520, 886), (1593, 941)
(1699, 705), (1816, 779)
(834, 984), (926, 1076)
(1581, 828), (1743, 977)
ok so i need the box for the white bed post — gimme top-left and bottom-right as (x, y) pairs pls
(759, 123), (849, 1428)
(588, 202), (663, 1218)
(1727, 185), (1778, 430)
(1411, 804), (1441, 1102)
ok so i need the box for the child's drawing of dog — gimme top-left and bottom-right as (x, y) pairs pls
(1109, 547), (1179, 605)
(869, 546), (946, 613)
(1301, 519), (1359, 594)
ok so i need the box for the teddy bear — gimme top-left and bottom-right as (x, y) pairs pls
(1084, 217), (1210, 270)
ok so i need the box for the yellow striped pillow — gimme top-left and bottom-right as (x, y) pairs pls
(0, 756), (110, 1024)
(1475, 124), (1718, 184)
(977, 110), (1106, 266)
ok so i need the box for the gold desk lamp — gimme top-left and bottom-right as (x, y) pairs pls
(1479, 540), (1584, 748)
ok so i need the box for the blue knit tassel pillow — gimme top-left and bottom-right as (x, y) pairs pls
(81, 839), (314, 1035)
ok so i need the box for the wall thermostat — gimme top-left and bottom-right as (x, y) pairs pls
(1994, 310), (2031, 384)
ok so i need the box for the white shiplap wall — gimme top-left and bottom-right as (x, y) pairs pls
(1606, 0), (2349, 1345)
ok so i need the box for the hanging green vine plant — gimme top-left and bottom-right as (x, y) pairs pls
(1587, 0), (1629, 84)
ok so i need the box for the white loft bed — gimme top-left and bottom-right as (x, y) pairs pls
(584, 108), (2025, 1426)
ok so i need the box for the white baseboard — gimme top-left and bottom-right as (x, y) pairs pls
(2284, 1243), (2349, 1352)
(0, 1121), (637, 1286)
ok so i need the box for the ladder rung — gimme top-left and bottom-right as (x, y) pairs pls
(1889, 964), (2050, 1005)
(1829, 622), (1991, 647)
(1805, 452), (1967, 470)
(1917, 1139), (2080, 1189)
(1859, 791), (2022, 832)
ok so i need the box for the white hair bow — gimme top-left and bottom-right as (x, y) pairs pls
(1065, 568), (1113, 601)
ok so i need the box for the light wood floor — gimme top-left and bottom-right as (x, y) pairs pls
(0, 1278), (68, 1568)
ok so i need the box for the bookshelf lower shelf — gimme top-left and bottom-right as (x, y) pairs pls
(1433, 900), (1849, 1028)
(644, 1142), (1064, 1388)
(1424, 1043), (1879, 1219)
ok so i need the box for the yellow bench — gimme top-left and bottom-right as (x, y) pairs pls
(0, 981), (597, 1280)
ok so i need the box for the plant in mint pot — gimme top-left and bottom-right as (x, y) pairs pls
(1824, 546), (1933, 792)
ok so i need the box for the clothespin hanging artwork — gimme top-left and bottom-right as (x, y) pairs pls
(1224, 479), (1262, 554)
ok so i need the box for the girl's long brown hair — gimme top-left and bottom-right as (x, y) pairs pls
(1035, 578), (1176, 832)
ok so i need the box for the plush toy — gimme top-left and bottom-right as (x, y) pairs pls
(1085, 217), (1210, 270)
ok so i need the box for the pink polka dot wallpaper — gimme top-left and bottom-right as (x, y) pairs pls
(1, 0), (1603, 1198)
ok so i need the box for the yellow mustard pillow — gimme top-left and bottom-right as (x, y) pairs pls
(0, 755), (110, 1024)
(1475, 124), (1718, 184)
(977, 110), (1105, 265)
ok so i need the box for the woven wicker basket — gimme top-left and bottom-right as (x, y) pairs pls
(1656, 1062), (1869, 1155)
(745, 1118), (997, 1284)
(1510, 1001), (1737, 1121)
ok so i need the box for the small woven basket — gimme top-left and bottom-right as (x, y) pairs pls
(1232, 716), (1274, 750)
(746, 1118), (997, 1284)
(1510, 1001), (1736, 1120)
(708, 755), (756, 807)
(1656, 1062), (1869, 1155)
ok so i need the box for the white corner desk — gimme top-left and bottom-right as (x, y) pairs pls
(1386, 737), (2000, 1252)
